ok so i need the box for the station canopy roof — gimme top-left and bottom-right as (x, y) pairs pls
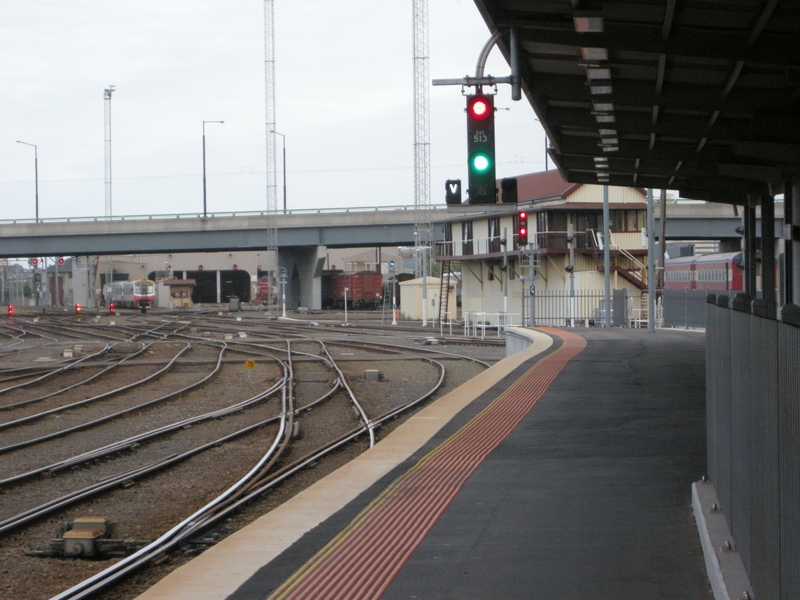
(471, 0), (800, 204)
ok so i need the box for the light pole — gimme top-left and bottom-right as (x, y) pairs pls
(271, 130), (287, 212)
(344, 287), (349, 324)
(16, 141), (38, 222)
(202, 120), (224, 218)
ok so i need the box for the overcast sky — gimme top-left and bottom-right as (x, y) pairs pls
(1, 1), (545, 222)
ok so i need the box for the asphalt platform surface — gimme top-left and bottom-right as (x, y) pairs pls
(232, 327), (714, 599)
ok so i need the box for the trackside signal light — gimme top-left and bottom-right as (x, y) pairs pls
(58, 257), (65, 265)
(466, 93), (496, 204)
(75, 303), (82, 313)
(7, 305), (13, 316)
(233, 264), (238, 271)
(517, 210), (528, 246)
(109, 302), (115, 315)
(31, 258), (39, 267)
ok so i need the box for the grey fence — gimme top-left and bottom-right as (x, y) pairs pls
(662, 289), (707, 328)
(530, 290), (607, 326)
(706, 297), (800, 599)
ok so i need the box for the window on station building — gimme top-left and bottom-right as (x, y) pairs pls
(609, 210), (646, 232)
(488, 217), (501, 253)
(462, 221), (474, 255)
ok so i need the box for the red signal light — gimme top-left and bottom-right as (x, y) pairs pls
(467, 95), (492, 121)
(7, 305), (13, 316)
(58, 257), (65, 265)
(233, 264), (238, 271)
(109, 302), (115, 315)
(75, 303), (82, 313)
(517, 210), (529, 246)
(198, 265), (203, 271)
(31, 258), (39, 267)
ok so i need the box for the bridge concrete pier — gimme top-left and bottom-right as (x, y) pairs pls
(278, 246), (326, 311)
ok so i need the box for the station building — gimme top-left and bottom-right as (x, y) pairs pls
(437, 169), (651, 326)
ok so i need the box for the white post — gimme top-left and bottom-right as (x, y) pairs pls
(281, 269), (287, 317)
(647, 188), (655, 332)
(391, 277), (397, 325)
(421, 248), (428, 327)
(344, 287), (348, 324)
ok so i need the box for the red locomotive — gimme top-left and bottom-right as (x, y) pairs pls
(663, 252), (743, 291)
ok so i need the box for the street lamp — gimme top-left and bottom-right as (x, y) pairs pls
(271, 130), (287, 212)
(16, 141), (38, 222)
(202, 120), (224, 218)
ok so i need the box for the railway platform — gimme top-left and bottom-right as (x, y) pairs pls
(135, 327), (713, 600)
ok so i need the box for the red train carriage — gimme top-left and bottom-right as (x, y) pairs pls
(663, 252), (743, 291)
(255, 276), (277, 305)
(106, 279), (156, 308)
(331, 271), (383, 309)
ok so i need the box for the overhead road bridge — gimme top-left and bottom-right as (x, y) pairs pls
(0, 203), (782, 259)
(0, 206), (458, 259)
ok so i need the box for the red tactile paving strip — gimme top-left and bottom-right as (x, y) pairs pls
(267, 328), (586, 600)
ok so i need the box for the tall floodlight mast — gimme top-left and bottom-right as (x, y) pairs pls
(413, 0), (432, 324)
(263, 2), (278, 253)
(263, 0), (279, 313)
(104, 86), (115, 220)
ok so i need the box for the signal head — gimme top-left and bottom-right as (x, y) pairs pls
(233, 264), (238, 271)
(31, 258), (39, 267)
(7, 304), (13, 316)
(75, 303), (82, 313)
(57, 257), (65, 265)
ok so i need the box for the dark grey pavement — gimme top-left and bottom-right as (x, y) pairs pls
(230, 328), (713, 600)
(382, 328), (712, 600)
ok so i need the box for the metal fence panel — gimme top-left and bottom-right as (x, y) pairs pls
(706, 301), (729, 506)
(779, 322), (800, 600)
(663, 289), (707, 328)
(729, 309), (752, 571)
(531, 290), (606, 326)
(707, 304), (800, 599)
(750, 316), (780, 600)
(612, 288), (627, 327)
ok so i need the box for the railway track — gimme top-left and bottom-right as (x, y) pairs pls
(0, 310), (504, 600)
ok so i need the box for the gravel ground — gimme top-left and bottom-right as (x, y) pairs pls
(0, 311), (504, 600)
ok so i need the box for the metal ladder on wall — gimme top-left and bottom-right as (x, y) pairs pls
(438, 261), (453, 323)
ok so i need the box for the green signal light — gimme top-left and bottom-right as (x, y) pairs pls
(472, 154), (491, 172)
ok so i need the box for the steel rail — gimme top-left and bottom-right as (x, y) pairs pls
(0, 343), (226, 454)
(0, 342), (155, 409)
(44, 335), (448, 600)
(319, 341), (376, 448)
(49, 351), (292, 600)
(0, 342), (188, 430)
(0, 374), (289, 534)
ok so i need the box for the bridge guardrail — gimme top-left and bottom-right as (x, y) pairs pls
(0, 204), (450, 226)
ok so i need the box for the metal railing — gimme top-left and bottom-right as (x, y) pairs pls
(463, 312), (521, 338)
(0, 204), (450, 226)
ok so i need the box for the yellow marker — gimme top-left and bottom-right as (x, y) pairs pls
(244, 359), (256, 369)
